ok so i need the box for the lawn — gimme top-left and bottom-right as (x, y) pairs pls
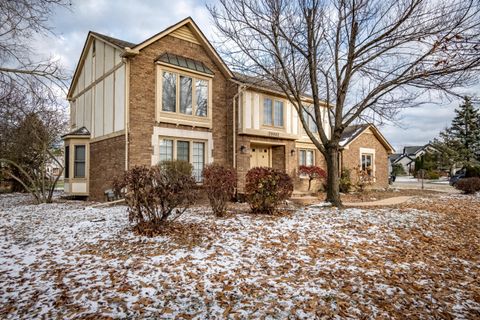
(0, 192), (479, 319)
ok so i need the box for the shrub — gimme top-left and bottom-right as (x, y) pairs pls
(465, 165), (480, 178)
(354, 166), (374, 192)
(392, 163), (406, 176)
(203, 164), (236, 217)
(425, 170), (441, 180)
(113, 161), (197, 233)
(455, 177), (480, 194)
(298, 165), (327, 191)
(245, 167), (293, 214)
(339, 169), (352, 193)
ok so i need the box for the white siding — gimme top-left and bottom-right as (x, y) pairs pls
(78, 67), (85, 93)
(84, 89), (92, 130)
(95, 40), (104, 80)
(292, 106), (299, 135)
(104, 74), (114, 135)
(245, 91), (252, 129)
(114, 65), (125, 131)
(104, 44), (114, 72)
(85, 49), (92, 87)
(114, 49), (122, 65)
(253, 93), (260, 129)
(286, 102), (292, 134)
(76, 94), (85, 128)
(94, 81), (104, 137)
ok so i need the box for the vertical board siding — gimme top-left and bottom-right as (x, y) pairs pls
(95, 40), (104, 80)
(104, 74), (114, 135)
(104, 45), (114, 72)
(253, 93), (260, 129)
(94, 80), (104, 137)
(114, 65), (125, 131)
(245, 91), (252, 129)
(84, 89), (92, 130)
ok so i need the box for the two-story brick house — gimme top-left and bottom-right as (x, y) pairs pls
(63, 17), (394, 200)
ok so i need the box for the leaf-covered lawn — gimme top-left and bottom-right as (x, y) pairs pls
(0, 193), (479, 319)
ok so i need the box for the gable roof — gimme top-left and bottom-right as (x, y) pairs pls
(403, 145), (424, 156)
(67, 31), (136, 99)
(90, 31), (136, 49)
(131, 17), (232, 78)
(340, 124), (395, 154)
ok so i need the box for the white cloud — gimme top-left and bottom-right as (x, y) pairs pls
(28, 0), (479, 151)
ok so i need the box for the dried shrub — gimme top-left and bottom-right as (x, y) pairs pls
(354, 166), (374, 192)
(245, 167), (293, 214)
(455, 177), (480, 194)
(339, 169), (352, 193)
(298, 165), (327, 191)
(113, 161), (197, 233)
(203, 163), (236, 217)
(425, 170), (441, 180)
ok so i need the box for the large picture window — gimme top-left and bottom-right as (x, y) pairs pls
(158, 137), (206, 182)
(161, 70), (209, 117)
(263, 96), (284, 127)
(74, 145), (86, 178)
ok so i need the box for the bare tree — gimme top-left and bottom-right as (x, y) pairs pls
(0, 0), (71, 98)
(0, 82), (67, 203)
(208, 0), (480, 206)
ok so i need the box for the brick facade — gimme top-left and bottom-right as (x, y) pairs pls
(341, 131), (389, 189)
(128, 35), (233, 168)
(89, 134), (125, 201)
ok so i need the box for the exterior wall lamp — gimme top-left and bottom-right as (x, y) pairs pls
(240, 145), (248, 154)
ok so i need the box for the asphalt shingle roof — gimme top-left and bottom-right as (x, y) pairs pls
(90, 31), (136, 49)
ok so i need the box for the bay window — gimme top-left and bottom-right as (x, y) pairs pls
(161, 70), (209, 117)
(64, 146), (70, 178)
(162, 72), (176, 112)
(192, 142), (205, 182)
(177, 141), (190, 162)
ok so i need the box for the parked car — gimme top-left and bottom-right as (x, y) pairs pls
(449, 170), (466, 186)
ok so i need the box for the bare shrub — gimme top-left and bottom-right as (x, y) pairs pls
(203, 163), (236, 217)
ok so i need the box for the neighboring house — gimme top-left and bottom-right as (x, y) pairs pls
(63, 17), (394, 200)
(391, 144), (437, 174)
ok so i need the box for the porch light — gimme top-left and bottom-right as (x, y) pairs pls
(240, 145), (247, 154)
(291, 149), (295, 156)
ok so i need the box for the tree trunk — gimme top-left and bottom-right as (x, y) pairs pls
(325, 146), (342, 207)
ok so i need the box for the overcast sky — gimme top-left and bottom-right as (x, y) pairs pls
(36, 0), (478, 153)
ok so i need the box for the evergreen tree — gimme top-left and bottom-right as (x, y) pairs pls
(440, 97), (480, 163)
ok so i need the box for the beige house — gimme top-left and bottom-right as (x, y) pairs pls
(63, 17), (394, 200)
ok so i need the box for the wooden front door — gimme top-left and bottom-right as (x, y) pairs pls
(250, 145), (271, 168)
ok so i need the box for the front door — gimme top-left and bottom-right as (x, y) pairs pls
(250, 145), (271, 168)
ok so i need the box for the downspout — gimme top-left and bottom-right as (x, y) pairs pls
(232, 83), (247, 168)
(123, 57), (130, 171)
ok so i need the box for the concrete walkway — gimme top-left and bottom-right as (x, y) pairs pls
(343, 196), (414, 207)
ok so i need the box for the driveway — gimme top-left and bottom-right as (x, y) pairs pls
(392, 176), (458, 193)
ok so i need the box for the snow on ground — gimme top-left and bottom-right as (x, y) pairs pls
(0, 193), (479, 319)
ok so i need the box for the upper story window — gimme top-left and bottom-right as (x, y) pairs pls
(161, 70), (209, 117)
(302, 105), (318, 133)
(263, 96), (284, 127)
